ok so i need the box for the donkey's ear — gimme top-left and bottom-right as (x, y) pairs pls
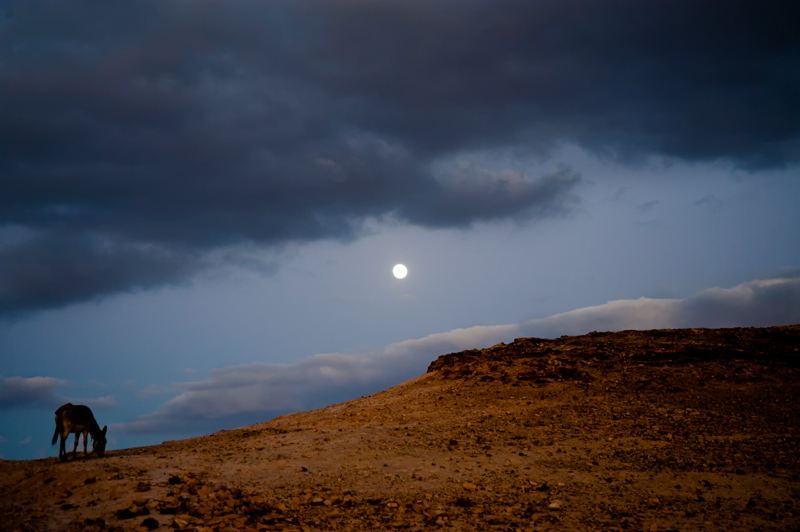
(102, 426), (108, 435)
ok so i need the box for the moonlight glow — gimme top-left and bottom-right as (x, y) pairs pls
(393, 264), (408, 279)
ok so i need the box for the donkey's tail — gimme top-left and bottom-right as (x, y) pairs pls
(52, 404), (71, 446)
(52, 418), (61, 445)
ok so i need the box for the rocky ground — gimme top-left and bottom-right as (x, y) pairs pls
(2, 325), (799, 532)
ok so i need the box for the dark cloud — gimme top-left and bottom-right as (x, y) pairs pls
(0, 375), (63, 409)
(0, 373), (116, 410)
(695, 195), (722, 207)
(1, 0), (798, 313)
(0, 233), (197, 316)
(637, 200), (659, 214)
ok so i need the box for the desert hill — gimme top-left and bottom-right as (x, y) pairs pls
(2, 325), (799, 532)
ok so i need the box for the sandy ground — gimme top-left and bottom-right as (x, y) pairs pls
(1, 325), (799, 532)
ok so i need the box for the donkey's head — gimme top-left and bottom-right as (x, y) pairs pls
(92, 426), (108, 457)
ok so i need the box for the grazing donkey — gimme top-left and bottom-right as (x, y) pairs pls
(52, 403), (107, 461)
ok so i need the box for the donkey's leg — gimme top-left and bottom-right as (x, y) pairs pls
(83, 430), (90, 457)
(72, 433), (81, 460)
(59, 434), (67, 461)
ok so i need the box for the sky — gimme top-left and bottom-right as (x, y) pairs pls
(1, 0), (799, 460)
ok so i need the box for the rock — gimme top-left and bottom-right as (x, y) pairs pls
(115, 508), (136, 520)
(455, 497), (474, 507)
(548, 500), (563, 510)
(172, 517), (190, 528)
(140, 517), (159, 530)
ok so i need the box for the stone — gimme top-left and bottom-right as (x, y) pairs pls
(140, 517), (159, 530)
(115, 508), (136, 520)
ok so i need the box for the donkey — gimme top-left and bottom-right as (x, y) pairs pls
(52, 403), (107, 462)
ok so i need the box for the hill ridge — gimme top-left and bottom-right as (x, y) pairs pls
(2, 325), (798, 531)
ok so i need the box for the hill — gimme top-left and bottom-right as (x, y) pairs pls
(2, 325), (799, 531)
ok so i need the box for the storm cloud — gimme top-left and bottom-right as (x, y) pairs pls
(0, 375), (64, 409)
(115, 275), (800, 435)
(2, 0), (799, 313)
(0, 374), (116, 411)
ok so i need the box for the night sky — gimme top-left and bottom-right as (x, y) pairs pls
(1, 0), (799, 460)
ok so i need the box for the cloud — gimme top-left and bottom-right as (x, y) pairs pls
(0, 234), (197, 316)
(139, 383), (176, 399)
(0, 376), (65, 409)
(0, 375), (117, 412)
(767, 266), (800, 281)
(695, 194), (723, 214)
(2, 0), (799, 314)
(115, 274), (800, 435)
(638, 201), (659, 214)
(115, 322), (513, 434)
(63, 395), (118, 410)
(519, 277), (800, 336)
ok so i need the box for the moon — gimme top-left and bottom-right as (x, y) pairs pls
(392, 264), (408, 279)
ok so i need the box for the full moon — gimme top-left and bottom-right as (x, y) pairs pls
(392, 264), (408, 279)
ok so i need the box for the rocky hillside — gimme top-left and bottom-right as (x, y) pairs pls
(2, 325), (799, 531)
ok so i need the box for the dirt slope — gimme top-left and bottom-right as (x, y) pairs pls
(2, 325), (799, 532)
